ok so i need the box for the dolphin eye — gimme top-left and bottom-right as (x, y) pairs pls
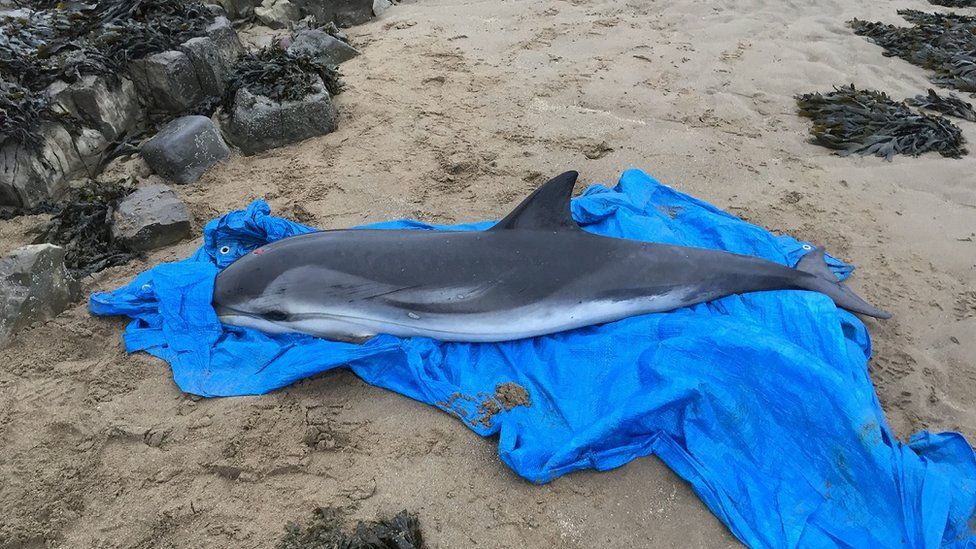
(264, 310), (289, 321)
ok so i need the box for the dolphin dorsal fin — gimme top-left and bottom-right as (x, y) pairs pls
(490, 171), (580, 231)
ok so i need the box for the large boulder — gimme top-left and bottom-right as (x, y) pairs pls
(255, 0), (300, 28)
(111, 184), (191, 251)
(219, 79), (338, 155)
(141, 115), (230, 184)
(0, 124), (107, 208)
(292, 0), (373, 27)
(0, 244), (80, 348)
(128, 50), (205, 113)
(372, 0), (391, 16)
(206, 17), (246, 73)
(46, 76), (141, 141)
(287, 28), (360, 65)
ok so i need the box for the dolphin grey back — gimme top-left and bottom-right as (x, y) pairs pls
(212, 171), (889, 343)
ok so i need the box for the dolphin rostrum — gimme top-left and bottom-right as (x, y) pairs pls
(212, 171), (890, 342)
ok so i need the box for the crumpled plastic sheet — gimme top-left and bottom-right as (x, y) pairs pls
(91, 169), (976, 548)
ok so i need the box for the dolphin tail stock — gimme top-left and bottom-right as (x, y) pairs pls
(793, 247), (891, 319)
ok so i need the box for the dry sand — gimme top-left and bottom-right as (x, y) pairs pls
(2, 0), (975, 547)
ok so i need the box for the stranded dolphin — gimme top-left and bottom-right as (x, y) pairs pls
(212, 171), (890, 342)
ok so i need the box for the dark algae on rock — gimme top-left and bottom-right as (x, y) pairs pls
(222, 46), (343, 111)
(279, 507), (424, 549)
(795, 85), (967, 160)
(850, 10), (976, 92)
(0, 0), (214, 145)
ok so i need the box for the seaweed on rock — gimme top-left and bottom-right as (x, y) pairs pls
(850, 10), (976, 92)
(222, 46), (343, 110)
(0, 0), (214, 146)
(795, 85), (967, 160)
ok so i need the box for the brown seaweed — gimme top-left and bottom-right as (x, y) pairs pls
(906, 89), (976, 121)
(850, 10), (976, 92)
(279, 508), (424, 549)
(928, 0), (976, 7)
(795, 84), (967, 160)
(0, 0), (213, 146)
(222, 46), (343, 111)
(35, 180), (138, 277)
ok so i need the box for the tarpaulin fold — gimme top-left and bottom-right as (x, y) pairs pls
(90, 169), (976, 548)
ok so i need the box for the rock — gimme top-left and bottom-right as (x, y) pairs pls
(373, 0), (391, 16)
(0, 124), (107, 208)
(180, 37), (227, 96)
(206, 17), (246, 68)
(141, 116), (230, 184)
(212, 0), (261, 19)
(46, 76), (141, 141)
(255, 0), (300, 29)
(111, 185), (191, 251)
(287, 28), (360, 65)
(128, 50), (205, 113)
(292, 0), (373, 27)
(0, 244), (80, 348)
(219, 78), (338, 155)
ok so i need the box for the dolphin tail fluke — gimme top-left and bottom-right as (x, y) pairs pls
(795, 247), (892, 319)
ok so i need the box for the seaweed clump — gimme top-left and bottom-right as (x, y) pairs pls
(928, 0), (976, 7)
(279, 507), (424, 549)
(850, 10), (976, 92)
(906, 89), (976, 121)
(795, 85), (967, 160)
(222, 46), (343, 110)
(35, 180), (137, 277)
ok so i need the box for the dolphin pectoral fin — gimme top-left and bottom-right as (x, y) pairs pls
(795, 247), (892, 319)
(490, 171), (581, 232)
(795, 246), (839, 282)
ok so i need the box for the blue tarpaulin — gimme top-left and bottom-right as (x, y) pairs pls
(90, 169), (976, 548)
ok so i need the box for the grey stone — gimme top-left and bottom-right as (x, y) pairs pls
(372, 0), (391, 16)
(0, 244), (80, 348)
(141, 115), (230, 184)
(219, 78), (337, 155)
(213, 0), (261, 19)
(292, 0), (373, 27)
(0, 124), (107, 208)
(111, 184), (191, 251)
(180, 37), (227, 96)
(128, 50), (205, 113)
(206, 17), (246, 68)
(288, 28), (360, 65)
(255, 0), (300, 28)
(46, 76), (140, 141)
(180, 18), (245, 96)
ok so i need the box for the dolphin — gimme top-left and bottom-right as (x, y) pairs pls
(212, 171), (890, 342)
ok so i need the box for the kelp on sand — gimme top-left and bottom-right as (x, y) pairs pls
(795, 85), (967, 160)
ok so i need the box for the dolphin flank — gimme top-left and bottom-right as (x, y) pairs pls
(212, 171), (890, 342)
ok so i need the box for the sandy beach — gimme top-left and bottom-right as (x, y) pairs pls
(2, 0), (975, 546)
